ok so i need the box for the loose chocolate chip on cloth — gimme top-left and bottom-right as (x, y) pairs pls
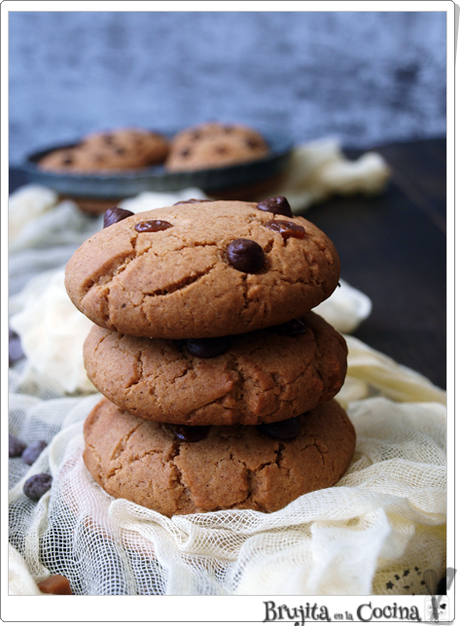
(21, 441), (48, 465)
(37, 574), (72, 595)
(9, 434), (26, 458)
(83, 311), (347, 426)
(82, 397), (356, 517)
(23, 473), (53, 501)
(65, 200), (340, 338)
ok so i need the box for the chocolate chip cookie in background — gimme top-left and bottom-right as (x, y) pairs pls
(83, 311), (348, 426)
(164, 121), (270, 172)
(79, 127), (170, 167)
(64, 198), (341, 339)
(37, 127), (170, 173)
(82, 397), (356, 516)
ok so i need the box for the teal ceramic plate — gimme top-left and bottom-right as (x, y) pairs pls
(18, 131), (293, 200)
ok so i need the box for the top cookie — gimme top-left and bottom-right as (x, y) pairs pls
(64, 198), (341, 339)
(165, 122), (269, 172)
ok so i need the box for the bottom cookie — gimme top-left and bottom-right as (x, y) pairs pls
(83, 398), (356, 517)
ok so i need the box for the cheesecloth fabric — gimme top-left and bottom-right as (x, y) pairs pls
(8, 147), (447, 596)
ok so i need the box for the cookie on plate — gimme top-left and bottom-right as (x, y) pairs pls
(83, 311), (348, 426)
(37, 144), (148, 173)
(37, 146), (95, 173)
(65, 199), (341, 338)
(80, 127), (169, 166)
(165, 122), (269, 172)
(83, 397), (356, 516)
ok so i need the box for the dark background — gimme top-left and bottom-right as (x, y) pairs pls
(9, 11), (446, 162)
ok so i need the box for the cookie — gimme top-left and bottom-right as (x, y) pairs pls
(37, 144), (146, 173)
(83, 312), (347, 426)
(37, 128), (169, 173)
(165, 122), (269, 172)
(80, 127), (169, 166)
(82, 397), (356, 516)
(65, 199), (341, 339)
(37, 146), (95, 173)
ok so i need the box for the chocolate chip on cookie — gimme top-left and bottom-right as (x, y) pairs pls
(134, 220), (173, 233)
(226, 238), (265, 273)
(170, 424), (211, 442)
(265, 220), (306, 240)
(103, 207), (134, 229)
(257, 196), (293, 218)
(185, 336), (232, 358)
(257, 416), (300, 440)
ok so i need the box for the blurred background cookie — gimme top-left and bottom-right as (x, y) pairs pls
(165, 122), (269, 172)
(37, 127), (169, 173)
(80, 127), (170, 166)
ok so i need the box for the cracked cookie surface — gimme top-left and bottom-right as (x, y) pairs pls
(83, 311), (347, 426)
(65, 200), (341, 338)
(82, 397), (356, 516)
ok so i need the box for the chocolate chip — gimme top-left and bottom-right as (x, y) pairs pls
(226, 238), (265, 273)
(103, 207), (134, 228)
(23, 473), (53, 501)
(9, 328), (24, 365)
(272, 318), (306, 337)
(170, 425), (210, 442)
(265, 219), (306, 240)
(215, 146), (228, 154)
(185, 336), (232, 358)
(21, 441), (48, 465)
(104, 135), (114, 144)
(9, 434), (26, 458)
(181, 148), (191, 158)
(257, 417), (300, 440)
(115, 147), (125, 155)
(37, 574), (72, 595)
(257, 196), (293, 218)
(173, 199), (208, 205)
(62, 156), (74, 166)
(246, 138), (260, 149)
(134, 220), (173, 233)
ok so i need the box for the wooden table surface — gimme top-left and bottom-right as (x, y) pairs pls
(9, 137), (447, 390)
(307, 137), (446, 390)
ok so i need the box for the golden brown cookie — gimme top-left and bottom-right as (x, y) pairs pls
(65, 199), (341, 339)
(82, 397), (356, 516)
(37, 144), (147, 173)
(80, 127), (169, 166)
(83, 312), (347, 426)
(165, 122), (269, 172)
(37, 146), (94, 173)
(37, 128), (169, 173)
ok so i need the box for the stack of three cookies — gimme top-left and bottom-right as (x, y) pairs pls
(65, 197), (355, 517)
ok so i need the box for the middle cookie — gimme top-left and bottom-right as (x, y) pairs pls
(83, 311), (347, 426)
